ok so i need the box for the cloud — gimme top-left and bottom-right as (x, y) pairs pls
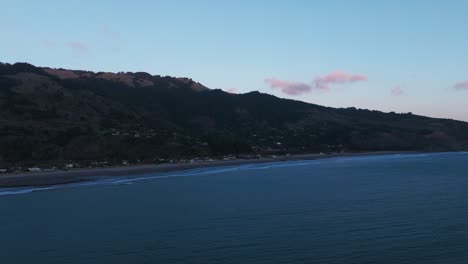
(314, 71), (368, 90)
(67, 41), (89, 53)
(227, 88), (237, 94)
(454, 81), (468, 90)
(41, 40), (55, 49)
(265, 78), (312, 95)
(265, 71), (367, 96)
(391, 86), (405, 96)
(100, 25), (120, 39)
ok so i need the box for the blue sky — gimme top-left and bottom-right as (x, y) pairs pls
(1, 0), (467, 121)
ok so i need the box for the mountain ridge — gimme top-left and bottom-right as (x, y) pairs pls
(1, 62), (467, 168)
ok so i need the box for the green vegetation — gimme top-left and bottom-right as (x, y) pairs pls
(1, 62), (467, 168)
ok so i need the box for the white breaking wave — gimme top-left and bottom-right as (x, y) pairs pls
(0, 152), (466, 196)
(0, 186), (60, 196)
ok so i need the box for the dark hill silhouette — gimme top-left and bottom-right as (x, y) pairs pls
(1, 62), (467, 167)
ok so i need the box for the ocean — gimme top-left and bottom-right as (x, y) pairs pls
(0, 152), (467, 263)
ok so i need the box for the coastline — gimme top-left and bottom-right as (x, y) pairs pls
(0, 151), (412, 188)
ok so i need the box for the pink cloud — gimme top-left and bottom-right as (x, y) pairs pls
(454, 81), (468, 90)
(265, 78), (312, 95)
(67, 41), (88, 53)
(100, 25), (120, 39)
(391, 86), (405, 96)
(227, 88), (237, 94)
(265, 71), (367, 96)
(314, 71), (368, 90)
(41, 40), (55, 49)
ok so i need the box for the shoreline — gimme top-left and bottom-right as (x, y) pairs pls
(0, 151), (416, 188)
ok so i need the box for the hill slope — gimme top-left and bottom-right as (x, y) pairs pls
(1, 62), (467, 167)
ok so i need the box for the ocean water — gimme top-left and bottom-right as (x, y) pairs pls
(0, 152), (467, 263)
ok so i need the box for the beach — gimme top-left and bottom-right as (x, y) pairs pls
(0, 152), (411, 188)
(2, 152), (467, 263)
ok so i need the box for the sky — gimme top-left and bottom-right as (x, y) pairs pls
(1, 0), (467, 121)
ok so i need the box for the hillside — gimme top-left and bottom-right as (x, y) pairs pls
(1, 62), (467, 168)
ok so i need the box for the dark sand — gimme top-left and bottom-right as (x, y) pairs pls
(0, 152), (410, 188)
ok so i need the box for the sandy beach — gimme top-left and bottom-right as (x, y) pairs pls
(0, 151), (411, 188)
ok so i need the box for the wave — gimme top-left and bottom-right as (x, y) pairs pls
(1, 151), (466, 196)
(0, 186), (60, 196)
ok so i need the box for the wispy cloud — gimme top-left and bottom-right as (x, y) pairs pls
(67, 41), (89, 53)
(391, 86), (405, 96)
(314, 71), (368, 90)
(454, 81), (468, 90)
(41, 39), (55, 49)
(265, 71), (367, 96)
(100, 25), (120, 39)
(265, 78), (312, 95)
(227, 88), (237, 94)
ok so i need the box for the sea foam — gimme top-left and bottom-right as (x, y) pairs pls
(1, 152), (466, 196)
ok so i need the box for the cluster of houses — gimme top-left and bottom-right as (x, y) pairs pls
(0, 150), (344, 175)
(103, 128), (164, 139)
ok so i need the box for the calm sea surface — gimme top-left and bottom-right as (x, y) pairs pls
(1, 152), (468, 263)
